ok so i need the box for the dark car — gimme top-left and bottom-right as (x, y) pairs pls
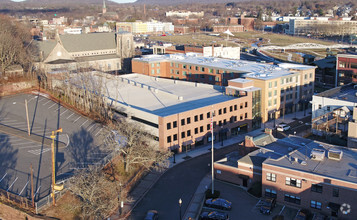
(144, 210), (158, 220)
(259, 198), (276, 215)
(200, 211), (229, 220)
(205, 198), (232, 210)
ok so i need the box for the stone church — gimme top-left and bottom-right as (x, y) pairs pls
(35, 32), (134, 74)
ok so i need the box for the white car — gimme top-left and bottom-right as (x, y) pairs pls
(277, 124), (290, 132)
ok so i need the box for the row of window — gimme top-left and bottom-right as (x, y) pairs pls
(266, 189), (322, 209)
(169, 69), (235, 79)
(266, 173), (340, 197)
(167, 105), (248, 129)
(170, 63), (235, 75)
(166, 115), (247, 143)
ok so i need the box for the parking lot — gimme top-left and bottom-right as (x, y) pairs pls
(200, 181), (299, 220)
(0, 92), (113, 201)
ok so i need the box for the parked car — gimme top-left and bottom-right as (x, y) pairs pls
(205, 198), (232, 210)
(277, 123), (291, 132)
(259, 198), (276, 215)
(144, 210), (158, 220)
(200, 211), (229, 220)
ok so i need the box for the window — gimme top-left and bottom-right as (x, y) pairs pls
(285, 194), (301, 205)
(310, 200), (321, 210)
(187, 117), (191, 124)
(194, 128), (198, 134)
(167, 122), (171, 130)
(286, 177), (301, 188)
(157, 69), (160, 74)
(245, 113), (248, 118)
(157, 63), (160, 67)
(175, 63), (179, 68)
(200, 114), (203, 120)
(167, 136), (171, 143)
(207, 124), (210, 130)
(245, 102), (248, 107)
(333, 188), (339, 197)
(189, 65), (192, 70)
(201, 67), (205, 72)
(234, 105), (237, 110)
(223, 119), (226, 125)
(309, 73), (312, 78)
(219, 109), (222, 115)
(183, 64), (186, 69)
(219, 121), (222, 126)
(240, 115), (243, 120)
(187, 130), (191, 137)
(240, 104), (243, 109)
(173, 121), (177, 128)
(268, 100), (272, 106)
(151, 69), (155, 75)
(151, 63), (155, 67)
(181, 119), (185, 126)
(223, 108), (227, 114)
(181, 132), (185, 138)
(281, 78), (284, 84)
(274, 81), (277, 87)
(207, 112), (210, 118)
(274, 90), (277, 96)
(318, 104), (322, 109)
(304, 74), (307, 80)
(230, 106), (233, 112)
(183, 71), (187, 76)
(195, 66), (199, 71)
(269, 82), (272, 88)
(173, 134), (177, 141)
(274, 99), (277, 105)
(311, 184), (323, 193)
(265, 189), (277, 198)
(200, 126), (203, 132)
(194, 115), (198, 122)
(266, 173), (276, 182)
(209, 68), (213, 73)
(268, 91), (272, 97)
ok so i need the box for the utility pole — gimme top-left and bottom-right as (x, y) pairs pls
(51, 128), (62, 206)
(31, 164), (34, 207)
(25, 99), (30, 136)
(211, 109), (214, 195)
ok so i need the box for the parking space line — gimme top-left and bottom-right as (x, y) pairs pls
(42, 100), (51, 106)
(95, 128), (103, 136)
(67, 113), (74, 119)
(7, 177), (18, 191)
(34, 186), (41, 197)
(87, 124), (96, 132)
(28, 148), (51, 155)
(2, 122), (26, 126)
(48, 103), (57, 109)
(60, 109), (68, 116)
(73, 116), (81, 123)
(19, 181), (29, 196)
(28, 96), (38, 103)
(0, 119), (17, 123)
(12, 142), (38, 146)
(19, 145), (42, 149)
(0, 173), (7, 183)
(80, 119), (88, 127)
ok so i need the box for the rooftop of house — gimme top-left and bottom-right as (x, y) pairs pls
(264, 138), (357, 184)
(316, 83), (357, 103)
(134, 54), (315, 80)
(79, 73), (245, 117)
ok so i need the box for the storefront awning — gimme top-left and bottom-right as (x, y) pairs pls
(182, 140), (193, 146)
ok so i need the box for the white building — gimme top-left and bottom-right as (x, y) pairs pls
(165, 10), (204, 17)
(64, 28), (82, 35)
(203, 46), (240, 60)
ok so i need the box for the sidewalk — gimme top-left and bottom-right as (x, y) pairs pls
(111, 110), (311, 219)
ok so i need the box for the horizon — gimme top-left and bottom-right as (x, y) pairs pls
(11, 0), (138, 3)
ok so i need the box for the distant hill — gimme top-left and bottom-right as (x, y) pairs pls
(134, 0), (253, 4)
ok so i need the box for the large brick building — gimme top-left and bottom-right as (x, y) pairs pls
(132, 54), (315, 122)
(215, 133), (357, 219)
(336, 54), (357, 86)
(92, 73), (260, 152)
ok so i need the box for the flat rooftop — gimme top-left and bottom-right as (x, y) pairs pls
(91, 73), (240, 117)
(134, 53), (315, 80)
(316, 83), (357, 103)
(264, 137), (357, 184)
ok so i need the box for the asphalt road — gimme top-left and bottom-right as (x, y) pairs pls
(0, 93), (112, 201)
(129, 144), (241, 220)
(274, 115), (312, 139)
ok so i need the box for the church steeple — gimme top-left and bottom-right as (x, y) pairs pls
(102, 0), (107, 14)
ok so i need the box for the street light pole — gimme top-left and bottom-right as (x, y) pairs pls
(211, 109), (214, 195)
(179, 198), (182, 220)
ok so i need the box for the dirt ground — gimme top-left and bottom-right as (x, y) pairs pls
(0, 202), (41, 220)
(41, 191), (81, 220)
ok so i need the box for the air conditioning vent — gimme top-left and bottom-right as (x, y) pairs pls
(310, 148), (325, 161)
(328, 148), (343, 161)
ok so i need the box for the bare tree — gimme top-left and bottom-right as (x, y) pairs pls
(69, 166), (119, 219)
(113, 120), (172, 173)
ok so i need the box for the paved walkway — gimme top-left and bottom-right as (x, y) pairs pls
(110, 110), (311, 220)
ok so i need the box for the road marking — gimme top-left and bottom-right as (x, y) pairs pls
(0, 119), (17, 123)
(0, 173), (7, 183)
(60, 109), (68, 116)
(95, 128), (103, 136)
(34, 186), (41, 197)
(80, 119), (88, 127)
(2, 122), (26, 126)
(67, 113), (74, 119)
(87, 124), (96, 132)
(278, 205), (285, 215)
(7, 177), (18, 191)
(48, 103), (57, 109)
(43, 100), (51, 106)
(19, 181), (29, 196)
(12, 142), (38, 146)
(73, 116), (81, 123)
(19, 145), (42, 149)
(28, 148), (51, 155)
(28, 96), (38, 103)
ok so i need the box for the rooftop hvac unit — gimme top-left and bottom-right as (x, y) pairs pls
(328, 148), (343, 161)
(310, 148), (325, 161)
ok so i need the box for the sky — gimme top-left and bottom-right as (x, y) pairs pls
(11, 0), (138, 3)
